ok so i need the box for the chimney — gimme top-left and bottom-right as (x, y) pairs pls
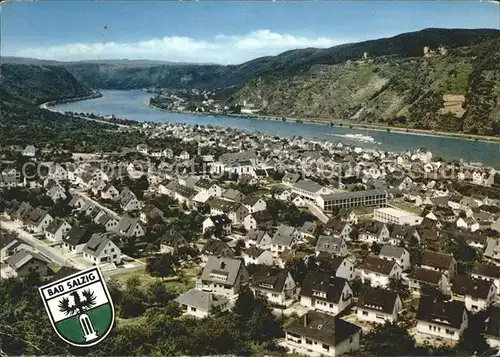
(303, 313), (308, 327)
(220, 261), (226, 269)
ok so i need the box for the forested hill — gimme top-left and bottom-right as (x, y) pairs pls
(229, 36), (500, 136)
(8, 28), (493, 92)
(0, 64), (92, 106)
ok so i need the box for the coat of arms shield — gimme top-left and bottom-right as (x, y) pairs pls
(39, 266), (115, 347)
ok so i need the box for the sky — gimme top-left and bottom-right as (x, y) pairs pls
(1, 1), (499, 65)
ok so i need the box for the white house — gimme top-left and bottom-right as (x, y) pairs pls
(421, 250), (457, 278)
(283, 311), (361, 357)
(242, 247), (274, 266)
(175, 289), (230, 318)
(23, 208), (54, 234)
(202, 214), (232, 237)
(379, 245), (411, 271)
(319, 256), (356, 282)
(407, 267), (449, 296)
(270, 233), (298, 258)
(244, 230), (272, 249)
(250, 267), (297, 307)
(358, 221), (390, 245)
(300, 274), (353, 316)
(456, 217), (480, 232)
(242, 196), (267, 213)
(101, 184), (120, 200)
(471, 263), (500, 290)
(44, 219), (72, 243)
(116, 217), (145, 238)
(357, 287), (402, 324)
(451, 275), (497, 312)
(196, 256), (249, 297)
(356, 256), (402, 288)
(416, 296), (468, 341)
(82, 234), (121, 265)
(315, 235), (348, 257)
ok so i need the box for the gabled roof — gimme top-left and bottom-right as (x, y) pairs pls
(249, 210), (273, 223)
(63, 226), (93, 246)
(451, 275), (493, 299)
(200, 256), (244, 286)
(23, 208), (50, 226)
(222, 189), (245, 201)
(389, 224), (417, 241)
(6, 249), (49, 270)
(315, 235), (344, 255)
(270, 234), (295, 247)
(358, 256), (396, 275)
(379, 245), (406, 260)
(175, 289), (229, 312)
(82, 234), (113, 257)
(244, 246), (266, 259)
(207, 214), (231, 227)
(244, 230), (269, 245)
(361, 221), (386, 235)
(417, 295), (466, 329)
(242, 195), (263, 207)
(45, 219), (69, 235)
(201, 239), (233, 257)
(159, 230), (187, 247)
(472, 263), (500, 279)
(285, 311), (360, 346)
(301, 274), (351, 304)
(358, 287), (399, 314)
(299, 221), (316, 235)
(250, 266), (290, 292)
(421, 250), (454, 270)
(293, 180), (325, 193)
(407, 267), (443, 285)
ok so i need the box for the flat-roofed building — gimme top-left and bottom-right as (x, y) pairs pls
(374, 207), (423, 226)
(316, 189), (387, 212)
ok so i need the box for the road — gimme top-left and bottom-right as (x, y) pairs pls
(69, 188), (121, 220)
(40, 101), (132, 129)
(0, 220), (82, 269)
(305, 201), (330, 224)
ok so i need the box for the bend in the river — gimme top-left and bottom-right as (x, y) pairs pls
(52, 90), (500, 167)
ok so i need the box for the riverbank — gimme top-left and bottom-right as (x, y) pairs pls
(149, 102), (500, 144)
(40, 92), (103, 109)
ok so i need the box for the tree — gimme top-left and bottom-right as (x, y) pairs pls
(234, 239), (245, 256)
(146, 280), (176, 306)
(456, 310), (494, 355)
(145, 253), (176, 279)
(388, 277), (411, 301)
(371, 242), (382, 255)
(362, 322), (417, 356)
(119, 288), (146, 318)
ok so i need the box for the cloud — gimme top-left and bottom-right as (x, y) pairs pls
(14, 30), (347, 64)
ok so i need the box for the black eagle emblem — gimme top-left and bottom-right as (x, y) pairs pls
(58, 289), (97, 315)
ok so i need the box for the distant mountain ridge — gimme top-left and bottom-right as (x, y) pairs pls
(5, 28), (498, 91)
(1, 57), (216, 67)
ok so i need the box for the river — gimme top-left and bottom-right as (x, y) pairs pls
(52, 90), (500, 167)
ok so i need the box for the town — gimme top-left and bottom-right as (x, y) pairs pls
(1, 120), (500, 356)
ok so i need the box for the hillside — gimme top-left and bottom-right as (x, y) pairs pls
(6, 28), (493, 92)
(0, 64), (93, 106)
(228, 37), (500, 136)
(63, 63), (229, 90)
